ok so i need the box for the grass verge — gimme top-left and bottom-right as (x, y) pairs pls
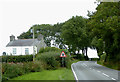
(97, 61), (120, 71)
(11, 68), (74, 80)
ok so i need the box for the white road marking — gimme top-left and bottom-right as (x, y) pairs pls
(84, 64), (87, 66)
(95, 62), (97, 64)
(83, 63), (87, 67)
(71, 63), (78, 81)
(102, 73), (109, 77)
(111, 78), (116, 80)
(72, 61), (117, 81)
(97, 71), (101, 73)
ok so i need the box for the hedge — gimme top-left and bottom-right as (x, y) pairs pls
(38, 47), (69, 55)
(2, 55), (33, 63)
(2, 61), (45, 81)
(36, 51), (71, 69)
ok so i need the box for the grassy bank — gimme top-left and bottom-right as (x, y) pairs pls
(11, 68), (74, 80)
(97, 61), (120, 71)
(97, 53), (120, 70)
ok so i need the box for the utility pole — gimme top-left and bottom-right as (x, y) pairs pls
(33, 27), (35, 61)
(0, 56), (2, 82)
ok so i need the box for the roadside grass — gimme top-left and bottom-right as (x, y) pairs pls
(11, 68), (75, 80)
(71, 59), (80, 64)
(97, 61), (120, 71)
(97, 53), (120, 71)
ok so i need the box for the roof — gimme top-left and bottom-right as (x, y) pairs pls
(6, 39), (40, 47)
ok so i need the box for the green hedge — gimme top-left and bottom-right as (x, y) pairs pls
(2, 55), (33, 63)
(2, 61), (45, 81)
(38, 47), (69, 54)
(38, 47), (59, 53)
(36, 50), (71, 69)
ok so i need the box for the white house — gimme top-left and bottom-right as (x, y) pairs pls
(6, 35), (46, 55)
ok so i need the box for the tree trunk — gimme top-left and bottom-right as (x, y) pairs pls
(104, 51), (108, 62)
(78, 50), (80, 54)
(82, 49), (84, 55)
(85, 47), (88, 60)
(85, 47), (88, 57)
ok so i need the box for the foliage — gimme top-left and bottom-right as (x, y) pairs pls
(2, 55), (33, 63)
(97, 53), (120, 70)
(17, 23), (65, 48)
(2, 61), (44, 81)
(51, 23), (67, 49)
(2, 63), (24, 80)
(61, 16), (90, 56)
(38, 47), (69, 57)
(2, 47), (72, 81)
(36, 50), (71, 69)
(38, 47), (59, 53)
(87, 2), (120, 63)
(36, 51), (61, 69)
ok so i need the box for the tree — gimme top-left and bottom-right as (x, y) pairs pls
(18, 24), (53, 46)
(61, 16), (90, 56)
(87, 2), (120, 62)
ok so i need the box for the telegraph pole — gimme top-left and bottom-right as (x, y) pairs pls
(33, 27), (35, 61)
(0, 56), (2, 82)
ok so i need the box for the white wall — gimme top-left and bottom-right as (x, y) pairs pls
(87, 48), (99, 58)
(6, 46), (37, 55)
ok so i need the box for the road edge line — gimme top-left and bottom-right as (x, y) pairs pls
(71, 63), (78, 81)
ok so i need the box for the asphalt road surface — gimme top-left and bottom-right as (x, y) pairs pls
(71, 61), (119, 82)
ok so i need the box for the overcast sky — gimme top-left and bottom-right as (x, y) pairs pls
(0, 0), (98, 56)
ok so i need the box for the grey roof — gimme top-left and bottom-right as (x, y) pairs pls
(6, 39), (39, 47)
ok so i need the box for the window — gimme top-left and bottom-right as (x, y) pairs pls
(25, 48), (29, 55)
(13, 48), (16, 55)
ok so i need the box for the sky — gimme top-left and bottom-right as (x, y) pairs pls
(0, 0), (98, 56)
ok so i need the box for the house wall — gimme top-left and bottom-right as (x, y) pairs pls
(6, 46), (37, 55)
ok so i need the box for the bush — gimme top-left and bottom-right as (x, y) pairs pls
(97, 53), (120, 70)
(23, 61), (44, 72)
(2, 61), (44, 81)
(2, 55), (33, 63)
(38, 47), (69, 54)
(38, 47), (59, 53)
(36, 51), (61, 69)
(2, 63), (24, 81)
(72, 54), (85, 60)
(36, 49), (71, 69)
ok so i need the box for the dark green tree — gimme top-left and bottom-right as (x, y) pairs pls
(61, 16), (90, 57)
(87, 2), (120, 62)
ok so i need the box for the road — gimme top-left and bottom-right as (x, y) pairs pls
(71, 61), (119, 82)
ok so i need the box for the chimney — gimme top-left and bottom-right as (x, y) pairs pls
(37, 34), (43, 41)
(10, 35), (15, 41)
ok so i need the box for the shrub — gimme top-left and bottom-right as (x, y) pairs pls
(36, 50), (71, 69)
(23, 61), (44, 72)
(36, 51), (61, 69)
(38, 47), (59, 53)
(2, 63), (24, 81)
(2, 61), (44, 81)
(72, 54), (85, 60)
(2, 55), (33, 63)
